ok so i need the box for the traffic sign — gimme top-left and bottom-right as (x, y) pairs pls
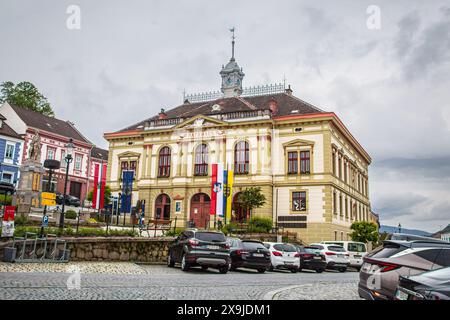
(41, 192), (56, 206)
(42, 215), (49, 227)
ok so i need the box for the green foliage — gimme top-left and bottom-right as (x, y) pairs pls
(14, 215), (29, 225)
(0, 81), (54, 116)
(0, 195), (12, 205)
(87, 185), (111, 206)
(350, 221), (379, 243)
(248, 216), (273, 233)
(13, 226), (137, 237)
(65, 210), (78, 219)
(165, 228), (185, 237)
(237, 187), (266, 216)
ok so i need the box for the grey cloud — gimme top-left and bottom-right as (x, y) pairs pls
(373, 193), (428, 219)
(373, 157), (450, 181)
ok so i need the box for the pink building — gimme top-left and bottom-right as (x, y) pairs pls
(0, 102), (105, 203)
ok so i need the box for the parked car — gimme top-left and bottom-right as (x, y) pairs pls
(358, 239), (450, 300)
(322, 241), (367, 270)
(309, 243), (350, 272)
(168, 229), (231, 273)
(227, 238), (271, 273)
(263, 242), (300, 273)
(395, 267), (450, 300)
(55, 192), (80, 207)
(294, 245), (327, 273)
(65, 195), (81, 207)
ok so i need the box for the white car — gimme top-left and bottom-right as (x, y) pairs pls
(263, 242), (300, 273)
(321, 241), (367, 270)
(309, 243), (350, 272)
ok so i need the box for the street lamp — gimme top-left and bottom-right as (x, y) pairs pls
(41, 159), (60, 237)
(59, 138), (74, 230)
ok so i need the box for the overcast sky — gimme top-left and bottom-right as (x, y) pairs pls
(1, 0), (449, 232)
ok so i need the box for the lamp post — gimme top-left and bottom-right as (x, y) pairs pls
(41, 159), (60, 237)
(59, 138), (74, 230)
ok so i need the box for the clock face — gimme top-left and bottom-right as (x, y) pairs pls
(236, 78), (240, 85)
(227, 77), (232, 84)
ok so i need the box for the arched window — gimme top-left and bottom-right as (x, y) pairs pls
(158, 146), (171, 177)
(194, 144), (208, 176)
(234, 141), (249, 174)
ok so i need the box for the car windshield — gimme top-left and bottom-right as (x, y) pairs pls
(263, 243), (270, 249)
(273, 244), (297, 252)
(348, 243), (366, 252)
(242, 242), (266, 250)
(195, 232), (226, 242)
(328, 245), (346, 252)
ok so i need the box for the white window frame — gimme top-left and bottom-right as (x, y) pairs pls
(4, 142), (15, 163)
(74, 154), (82, 171)
(1, 171), (14, 183)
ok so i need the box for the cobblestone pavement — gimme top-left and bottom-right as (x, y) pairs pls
(0, 263), (360, 300)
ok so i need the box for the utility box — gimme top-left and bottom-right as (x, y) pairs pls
(3, 247), (17, 262)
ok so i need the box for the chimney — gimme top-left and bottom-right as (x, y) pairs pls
(158, 108), (167, 120)
(269, 97), (278, 115)
(285, 84), (293, 95)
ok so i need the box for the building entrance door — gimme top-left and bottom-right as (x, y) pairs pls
(190, 193), (211, 228)
(155, 194), (171, 220)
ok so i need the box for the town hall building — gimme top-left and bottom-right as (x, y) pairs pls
(104, 36), (372, 244)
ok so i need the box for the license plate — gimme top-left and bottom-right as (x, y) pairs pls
(354, 255), (361, 258)
(206, 245), (219, 250)
(253, 253), (264, 257)
(395, 289), (409, 300)
(284, 261), (294, 265)
(313, 257), (322, 260)
(337, 254), (344, 258)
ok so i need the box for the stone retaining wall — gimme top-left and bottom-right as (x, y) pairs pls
(0, 237), (175, 264)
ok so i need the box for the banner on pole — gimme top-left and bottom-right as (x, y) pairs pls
(120, 170), (134, 214)
(92, 163), (107, 210)
(1, 206), (15, 237)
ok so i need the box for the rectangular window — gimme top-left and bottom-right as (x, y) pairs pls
(129, 161), (137, 174)
(344, 161), (348, 183)
(1, 172), (13, 183)
(292, 191), (306, 212)
(300, 151), (310, 174)
(120, 161), (129, 179)
(332, 150), (336, 175)
(338, 155), (342, 179)
(333, 192), (337, 215)
(74, 154), (82, 171)
(47, 147), (56, 160)
(339, 195), (343, 216)
(4, 143), (15, 161)
(287, 151), (298, 174)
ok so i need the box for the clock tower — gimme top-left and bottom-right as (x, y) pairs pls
(220, 27), (245, 98)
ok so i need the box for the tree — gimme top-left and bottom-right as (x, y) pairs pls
(87, 185), (111, 207)
(0, 81), (55, 116)
(350, 221), (379, 243)
(237, 187), (266, 220)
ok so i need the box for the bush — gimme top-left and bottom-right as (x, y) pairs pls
(13, 226), (137, 238)
(248, 216), (273, 233)
(65, 210), (78, 220)
(14, 215), (29, 225)
(165, 228), (185, 237)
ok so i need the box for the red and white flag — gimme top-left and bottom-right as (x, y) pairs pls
(92, 163), (107, 210)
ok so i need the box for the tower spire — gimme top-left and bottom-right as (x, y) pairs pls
(230, 27), (235, 60)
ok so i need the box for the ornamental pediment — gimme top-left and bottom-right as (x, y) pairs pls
(117, 151), (141, 158)
(173, 115), (228, 130)
(282, 139), (315, 147)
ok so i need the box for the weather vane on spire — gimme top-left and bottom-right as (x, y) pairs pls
(229, 27), (235, 60)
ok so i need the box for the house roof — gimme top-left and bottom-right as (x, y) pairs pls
(9, 104), (90, 144)
(0, 114), (23, 140)
(90, 146), (108, 160)
(118, 92), (325, 132)
(440, 224), (450, 234)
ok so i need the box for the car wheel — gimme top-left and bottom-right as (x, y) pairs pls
(290, 268), (298, 273)
(298, 268), (303, 272)
(315, 269), (324, 273)
(338, 267), (347, 273)
(181, 254), (190, 271)
(257, 268), (266, 273)
(167, 252), (175, 268)
(219, 265), (229, 274)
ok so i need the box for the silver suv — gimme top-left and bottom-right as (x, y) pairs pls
(358, 238), (450, 300)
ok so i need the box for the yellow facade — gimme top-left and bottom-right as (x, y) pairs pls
(104, 111), (371, 244)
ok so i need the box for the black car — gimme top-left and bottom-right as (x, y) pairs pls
(395, 267), (450, 300)
(295, 245), (327, 273)
(55, 192), (80, 207)
(227, 238), (271, 273)
(168, 229), (231, 273)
